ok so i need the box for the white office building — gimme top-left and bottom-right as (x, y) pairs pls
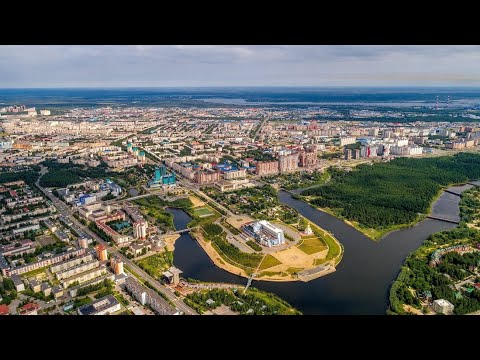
(250, 220), (285, 247)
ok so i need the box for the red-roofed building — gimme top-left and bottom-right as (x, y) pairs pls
(18, 302), (40, 315)
(0, 304), (10, 315)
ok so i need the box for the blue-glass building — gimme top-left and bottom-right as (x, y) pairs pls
(149, 165), (176, 188)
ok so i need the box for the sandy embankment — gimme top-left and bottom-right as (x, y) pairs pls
(164, 234), (181, 251)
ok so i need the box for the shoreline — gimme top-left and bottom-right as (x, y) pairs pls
(189, 227), (341, 283)
(298, 181), (472, 242)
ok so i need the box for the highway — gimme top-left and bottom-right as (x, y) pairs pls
(35, 166), (197, 315)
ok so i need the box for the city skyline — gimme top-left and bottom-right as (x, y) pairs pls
(3, 45), (480, 88)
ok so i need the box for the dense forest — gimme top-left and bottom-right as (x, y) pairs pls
(302, 153), (480, 229)
(39, 160), (110, 187)
(0, 170), (39, 185)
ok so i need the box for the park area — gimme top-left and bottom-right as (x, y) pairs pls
(193, 207), (215, 218)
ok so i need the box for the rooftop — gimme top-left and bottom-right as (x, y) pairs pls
(77, 295), (120, 315)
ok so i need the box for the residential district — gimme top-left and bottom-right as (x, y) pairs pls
(1, 104), (480, 315)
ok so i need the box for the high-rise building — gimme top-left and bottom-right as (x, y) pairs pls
(133, 221), (148, 240)
(339, 137), (356, 146)
(278, 153), (298, 173)
(299, 150), (317, 167)
(255, 161), (279, 176)
(344, 148), (352, 160)
(353, 149), (361, 159)
(149, 165), (176, 187)
(110, 255), (124, 275)
(78, 238), (88, 249)
(96, 244), (108, 262)
(194, 170), (220, 184)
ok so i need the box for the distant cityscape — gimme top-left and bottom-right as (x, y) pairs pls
(1, 88), (480, 316)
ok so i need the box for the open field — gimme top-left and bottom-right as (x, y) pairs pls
(226, 214), (255, 230)
(258, 254), (282, 270)
(193, 207), (215, 218)
(270, 247), (315, 269)
(297, 235), (327, 255)
(189, 195), (205, 208)
(36, 235), (57, 246)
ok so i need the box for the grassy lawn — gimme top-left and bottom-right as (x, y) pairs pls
(136, 252), (173, 279)
(310, 223), (342, 264)
(297, 236), (327, 255)
(188, 206), (221, 227)
(246, 240), (262, 252)
(286, 267), (304, 274)
(22, 267), (47, 278)
(259, 254), (282, 270)
(348, 220), (412, 241)
(193, 207), (214, 218)
(74, 296), (93, 309)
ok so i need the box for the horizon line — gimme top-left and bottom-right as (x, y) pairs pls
(2, 85), (480, 90)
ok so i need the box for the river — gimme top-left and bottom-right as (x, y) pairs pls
(168, 183), (476, 314)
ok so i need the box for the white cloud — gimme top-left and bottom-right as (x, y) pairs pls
(1, 45), (480, 87)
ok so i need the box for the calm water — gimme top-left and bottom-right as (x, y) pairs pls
(169, 185), (470, 314)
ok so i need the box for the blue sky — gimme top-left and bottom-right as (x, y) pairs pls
(1, 45), (480, 87)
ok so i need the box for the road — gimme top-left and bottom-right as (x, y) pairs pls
(252, 116), (268, 141)
(215, 218), (253, 253)
(35, 166), (197, 315)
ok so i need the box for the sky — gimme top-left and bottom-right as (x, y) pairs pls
(2, 45), (480, 88)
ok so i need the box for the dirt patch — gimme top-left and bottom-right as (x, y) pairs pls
(36, 235), (57, 246)
(403, 304), (423, 315)
(271, 247), (315, 268)
(164, 234), (181, 252)
(189, 195), (205, 208)
(226, 215), (255, 230)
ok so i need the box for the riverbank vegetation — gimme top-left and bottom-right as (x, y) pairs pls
(301, 153), (480, 238)
(389, 188), (480, 315)
(184, 287), (301, 315)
